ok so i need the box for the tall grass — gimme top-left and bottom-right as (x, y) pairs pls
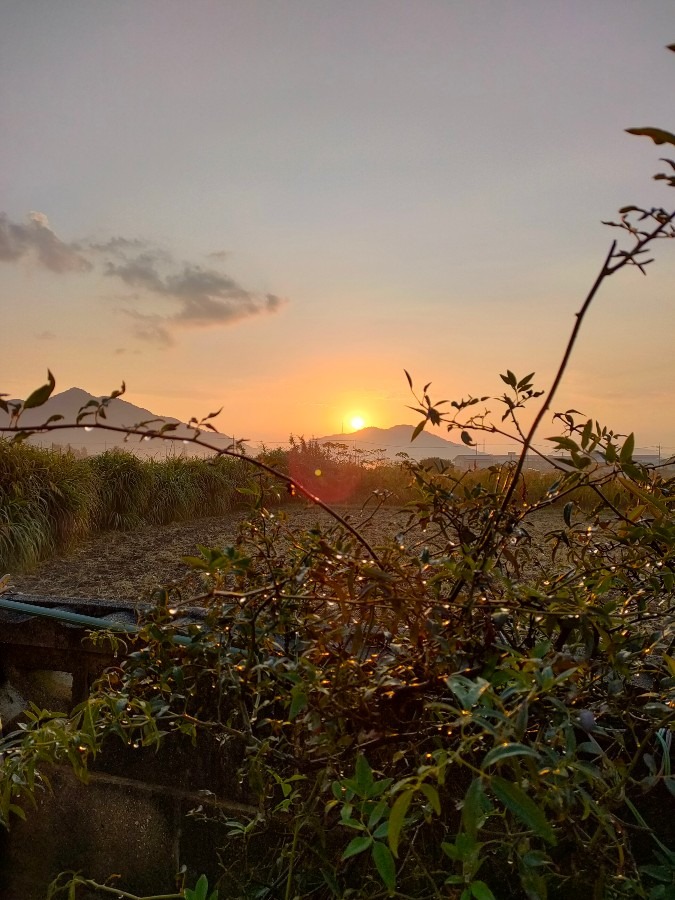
(89, 450), (153, 531)
(0, 442), (254, 572)
(145, 454), (251, 524)
(2, 439), (636, 573)
(0, 441), (97, 570)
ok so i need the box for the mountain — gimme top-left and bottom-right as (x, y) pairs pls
(315, 424), (478, 463)
(0, 387), (247, 457)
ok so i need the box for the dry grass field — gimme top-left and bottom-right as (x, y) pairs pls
(9, 504), (565, 605)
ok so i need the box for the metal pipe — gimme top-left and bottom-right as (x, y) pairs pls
(0, 596), (193, 645)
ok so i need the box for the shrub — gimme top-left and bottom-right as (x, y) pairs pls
(273, 436), (416, 506)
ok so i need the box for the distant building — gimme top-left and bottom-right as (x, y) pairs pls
(452, 452), (545, 471)
(452, 452), (663, 472)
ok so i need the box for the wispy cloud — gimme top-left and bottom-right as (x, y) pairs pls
(104, 252), (168, 293)
(0, 212), (91, 273)
(0, 212), (288, 345)
(102, 248), (287, 341)
(122, 309), (175, 347)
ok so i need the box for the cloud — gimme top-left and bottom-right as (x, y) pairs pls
(87, 236), (149, 256)
(105, 252), (167, 294)
(0, 212), (92, 273)
(122, 309), (175, 347)
(104, 250), (287, 342)
(35, 330), (56, 340)
(0, 212), (289, 345)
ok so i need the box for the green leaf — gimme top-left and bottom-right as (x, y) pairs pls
(462, 778), (485, 839)
(620, 432), (635, 464)
(388, 790), (412, 857)
(373, 821), (389, 839)
(289, 685), (308, 719)
(184, 875), (210, 900)
(626, 127), (675, 147)
(491, 777), (556, 845)
(411, 420), (426, 442)
(442, 832), (481, 863)
(447, 675), (490, 710)
(7, 803), (26, 821)
(23, 370), (55, 410)
(372, 841), (396, 893)
(367, 800), (387, 830)
(550, 436), (580, 453)
(444, 873), (465, 885)
(341, 818), (365, 831)
(355, 753), (373, 795)
(482, 743), (540, 769)
(470, 882), (496, 900)
(641, 864), (673, 882)
(419, 783), (441, 815)
(563, 502), (574, 528)
(580, 419), (593, 448)
(342, 835), (373, 860)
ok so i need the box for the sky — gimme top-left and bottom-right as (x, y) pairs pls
(2, 1), (675, 453)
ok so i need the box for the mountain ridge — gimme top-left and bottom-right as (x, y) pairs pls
(0, 387), (244, 457)
(2, 388), (476, 463)
(315, 423), (475, 463)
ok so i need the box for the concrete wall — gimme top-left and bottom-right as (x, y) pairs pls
(0, 598), (259, 898)
(1, 731), (257, 900)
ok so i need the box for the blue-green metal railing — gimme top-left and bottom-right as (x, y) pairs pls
(0, 596), (193, 646)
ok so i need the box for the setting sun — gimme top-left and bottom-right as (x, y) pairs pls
(350, 415), (365, 430)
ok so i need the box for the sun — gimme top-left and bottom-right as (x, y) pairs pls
(350, 415), (365, 431)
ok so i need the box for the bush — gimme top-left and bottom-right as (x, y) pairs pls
(263, 436), (416, 506)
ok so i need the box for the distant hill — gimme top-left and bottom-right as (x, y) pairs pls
(315, 424), (479, 463)
(0, 387), (247, 457)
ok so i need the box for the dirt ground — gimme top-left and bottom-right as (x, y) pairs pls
(9, 504), (565, 605)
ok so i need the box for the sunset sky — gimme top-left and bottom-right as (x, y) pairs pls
(2, 2), (675, 452)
